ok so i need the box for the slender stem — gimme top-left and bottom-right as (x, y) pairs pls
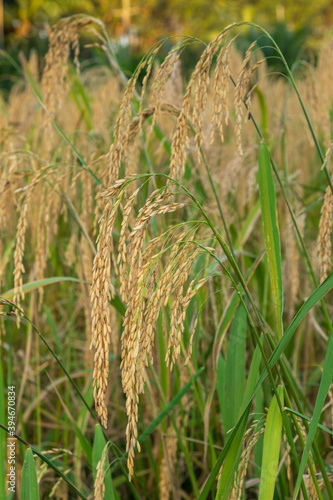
(0, 423), (88, 499)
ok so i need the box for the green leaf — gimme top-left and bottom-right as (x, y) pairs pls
(258, 141), (283, 337)
(258, 386), (284, 500)
(93, 424), (114, 499)
(110, 294), (126, 317)
(217, 292), (241, 342)
(223, 303), (247, 433)
(293, 331), (333, 498)
(1, 277), (88, 300)
(43, 306), (62, 355)
(217, 408), (251, 500)
(138, 367), (204, 445)
(265, 273), (333, 377)
(71, 74), (93, 130)
(201, 272), (332, 500)
(211, 339), (262, 500)
(284, 407), (333, 436)
(0, 425), (88, 500)
(71, 418), (93, 467)
(236, 199), (261, 247)
(21, 448), (39, 500)
(74, 385), (94, 467)
(217, 354), (225, 419)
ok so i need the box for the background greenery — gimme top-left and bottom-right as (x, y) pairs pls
(1, 0), (333, 90)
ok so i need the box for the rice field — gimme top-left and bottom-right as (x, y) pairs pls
(1, 15), (333, 499)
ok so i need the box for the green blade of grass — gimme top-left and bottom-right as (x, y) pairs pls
(217, 408), (250, 500)
(222, 302), (247, 434)
(138, 366), (204, 445)
(20, 448), (39, 500)
(265, 273), (332, 375)
(284, 407), (333, 436)
(213, 337), (262, 500)
(254, 87), (268, 140)
(93, 424), (114, 500)
(1, 277), (88, 300)
(258, 385), (284, 500)
(258, 141), (283, 338)
(217, 354), (225, 419)
(71, 417), (93, 467)
(73, 385), (94, 472)
(216, 291), (242, 343)
(0, 422), (88, 499)
(43, 305), (62, 355)
(201, 274), (332, 500)
(236, 199), (261, 248)
(92, 424), (105, 480)
(71, 73), (93, 130)
(293, 331), (333, 499)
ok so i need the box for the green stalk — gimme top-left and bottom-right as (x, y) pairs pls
(0, 423), (88, 499)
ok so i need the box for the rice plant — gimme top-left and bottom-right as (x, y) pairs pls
(0, 15), (333, 499)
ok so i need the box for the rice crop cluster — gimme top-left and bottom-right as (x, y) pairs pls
(0, 15), (333, 499)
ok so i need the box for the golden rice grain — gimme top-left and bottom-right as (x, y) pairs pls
(159, 424), (179, 500)
(211, 36), (236, 145)
(230, 425), (264, 500)
(94, 444), (108, 500)
(90, 189), (123, 428)
(41, 16), (102, 154)
(234, 41), (257, 155)
(318, 176), (333, 282)
(13, 193), (30, 326)
(151, 48), (182, 129)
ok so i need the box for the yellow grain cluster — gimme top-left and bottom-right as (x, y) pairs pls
(318, 182), (333, 282)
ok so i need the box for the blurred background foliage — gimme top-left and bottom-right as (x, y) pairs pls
(1, 0), (333, 94)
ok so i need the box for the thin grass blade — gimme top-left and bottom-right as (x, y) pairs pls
(258, 141), (283, 337)
(1, 277), (88, 300)
(222, 303), (247, 433)
(201, 274), (332, 498)
(293, 332), (333, 498)
(138, 366), (204, 445)
(20, 448), (39, 500)
(258, 385), (284, 500)
(93, 424), (114, 499)
(217, 354), (225, 419)
(212, 338), (262, 500)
